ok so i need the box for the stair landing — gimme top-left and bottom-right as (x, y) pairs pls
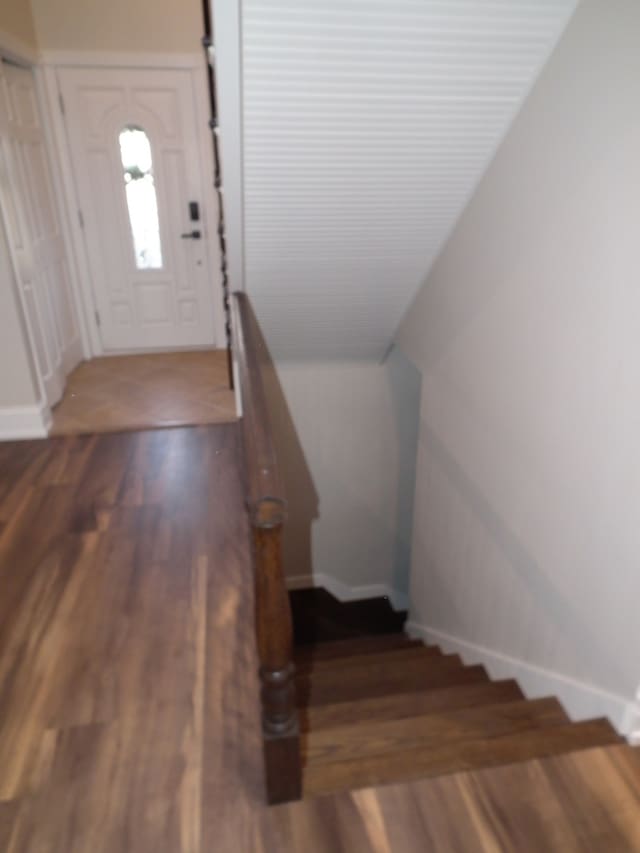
(259, 743), (640, 851)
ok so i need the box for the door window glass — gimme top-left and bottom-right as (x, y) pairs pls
(119, 126), (163, 269)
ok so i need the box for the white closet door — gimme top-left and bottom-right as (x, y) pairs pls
(0, 61), (81, 408)
(57, 67), (217, 352)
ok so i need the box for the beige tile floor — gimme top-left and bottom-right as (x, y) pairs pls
(50, 350), (237, 436)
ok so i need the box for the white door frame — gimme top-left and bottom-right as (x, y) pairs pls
(0, 30), (46, 425)
(39, 50), (225, 357)
(0, 30), (86, 421)
(209, 1), (244, 292)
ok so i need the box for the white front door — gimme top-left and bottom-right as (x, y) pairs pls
(57, 67), (217, 352)
(0, 61), (82, 407)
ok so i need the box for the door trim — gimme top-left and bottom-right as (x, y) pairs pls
(35, 65), (94, 359)
(0, 34), (93, 365)
(210, 1), (244, 292)
(0, 40), (85, 423)
(40, 51), (225, 357)
(0, 37), (49, 418)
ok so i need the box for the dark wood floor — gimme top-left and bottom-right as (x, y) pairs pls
(0, 425), (263, 852)
(258, 744), (640, 852)
(1, 425), (639, 851)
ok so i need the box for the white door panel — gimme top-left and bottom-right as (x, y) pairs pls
(57, 67), (216, 352)
(0, 61), (81, 407)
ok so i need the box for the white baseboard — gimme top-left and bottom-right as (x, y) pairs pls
(406, 620), (639, 739)
(286, 572), (408, 612)
(0, 402), (51, 441)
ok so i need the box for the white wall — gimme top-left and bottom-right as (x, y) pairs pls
(31, 0), (203, 53)
(269, 352), (421, 607)
(397, 0), (640, 736)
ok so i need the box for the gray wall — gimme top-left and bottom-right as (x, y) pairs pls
(397, 0), (640, 731)
(270, 355), (421, 604)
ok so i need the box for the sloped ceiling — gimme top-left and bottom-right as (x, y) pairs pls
(241, 0), (578, 360)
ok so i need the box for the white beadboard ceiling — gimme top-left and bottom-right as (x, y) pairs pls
(241, 0), (577, 360)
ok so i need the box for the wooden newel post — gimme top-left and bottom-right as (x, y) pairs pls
(250, 497), (301, 804)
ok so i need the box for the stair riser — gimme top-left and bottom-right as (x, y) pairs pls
(298, 660), (489, 707)
(294, 636), (422, 665)
(300, 680), (525, 733)
(295, 645), (441, 676)
(303, 698), (569, 766)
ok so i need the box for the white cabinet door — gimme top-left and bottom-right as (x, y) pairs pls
(58, 67), (217, 352)
(0, 61), (81, 407)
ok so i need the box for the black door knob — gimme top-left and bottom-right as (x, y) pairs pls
(181, 230), (201, 239)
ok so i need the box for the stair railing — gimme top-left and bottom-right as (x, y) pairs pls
(231, 291), (301, 804)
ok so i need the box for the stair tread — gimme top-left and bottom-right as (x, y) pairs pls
(304, 697), (569, 767)
(303, 718), (622, 797)
(300, 679), (525, 732)
(297, 655), (489, 706)
(295, 644), (441, 675)
(294, 634), (421, 664)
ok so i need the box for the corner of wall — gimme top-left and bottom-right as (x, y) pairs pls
(385, 344), (423, 597)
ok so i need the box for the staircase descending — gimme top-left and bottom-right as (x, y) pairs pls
(233, 291), (639, 842)
(291, 588), (623, 799)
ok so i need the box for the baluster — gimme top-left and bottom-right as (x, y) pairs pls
(250, 497), (301, 804)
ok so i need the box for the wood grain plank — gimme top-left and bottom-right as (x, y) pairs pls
(297, 656), (488, 706)
(0, 425), (264, 853)
(294, 634), (423, 664)
(262, 745), (640, 852)
(304, 719), (622, 797)
(199, 424), (266, 853)
(304, 698), (569, 767)
(295, 644), (442, 677)
(50, 351), (235, 436)
(300, 679), (525, 732)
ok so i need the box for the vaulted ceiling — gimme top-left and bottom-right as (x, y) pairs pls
(241, 0), (578, 361)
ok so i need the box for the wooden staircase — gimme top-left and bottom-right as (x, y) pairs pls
(291, 589), (623, 799)
(234, 292), (640, 845)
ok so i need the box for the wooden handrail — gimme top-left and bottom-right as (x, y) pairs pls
(231, 291), (301, 805)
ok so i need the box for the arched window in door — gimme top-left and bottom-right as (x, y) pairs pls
(118, 126), (163, 269)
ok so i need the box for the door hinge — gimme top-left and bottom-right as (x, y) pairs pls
(58, 92), (65, 116)
(78, 210), (84, 228)
(95, 310), (101, 327)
